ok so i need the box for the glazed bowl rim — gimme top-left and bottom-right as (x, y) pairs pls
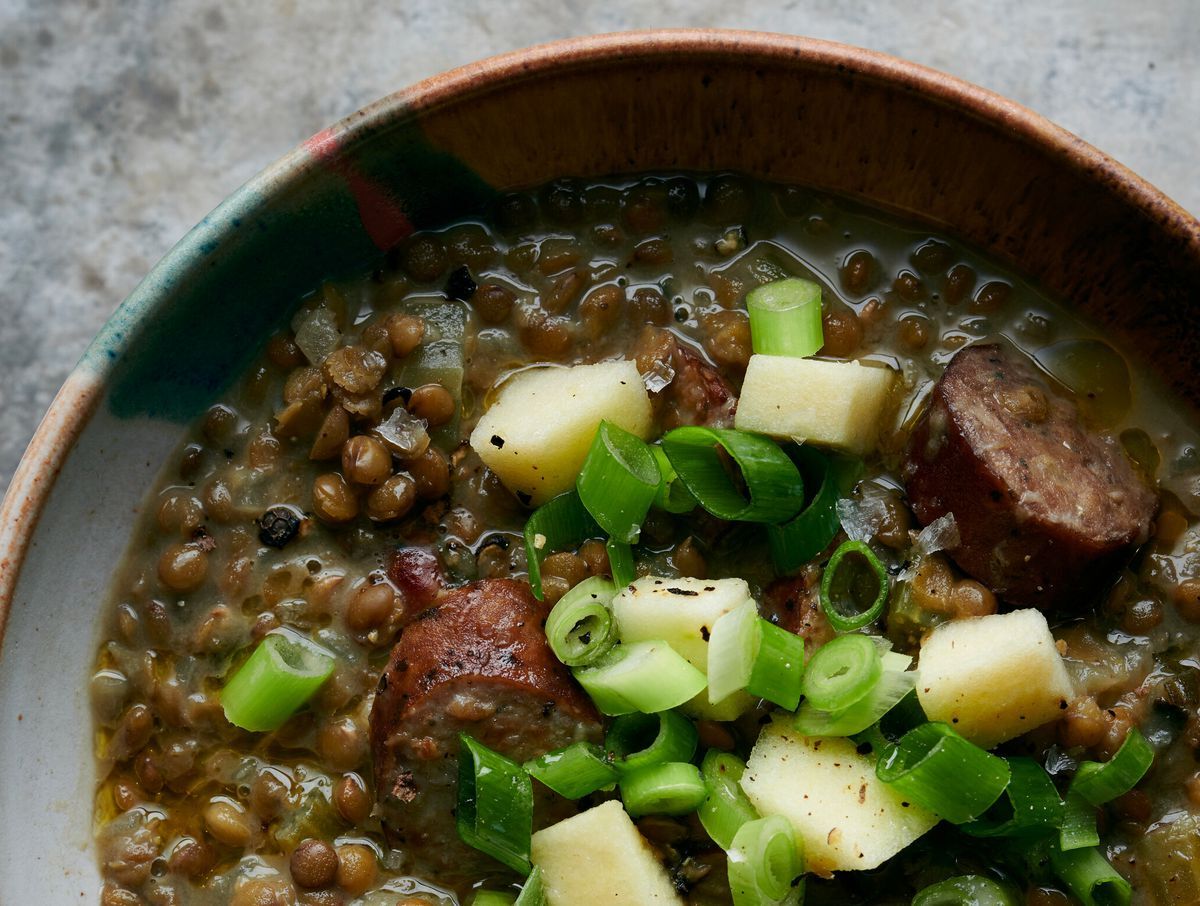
(1, 27), (1197, 653)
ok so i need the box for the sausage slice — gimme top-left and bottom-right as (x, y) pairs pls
(369, 578), (602, 882)
(634, 326), (737, 428)
(902, 344), (1156, 610)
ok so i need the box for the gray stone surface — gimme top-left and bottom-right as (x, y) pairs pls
(1, 0), (1196, 498)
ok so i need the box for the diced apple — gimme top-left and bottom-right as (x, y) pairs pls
(612, 576), (755, 720)
(469, 360), (653, 505)
(733, 354), (898, 455)
(740, 722), (939, 874)
(916, 608), (1075, 749)
(531, 800), (683, 905)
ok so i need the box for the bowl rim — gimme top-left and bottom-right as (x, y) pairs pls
(1, 28), (1197, 651)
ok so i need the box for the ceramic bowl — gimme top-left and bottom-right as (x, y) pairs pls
(1, 30), (1198, 901)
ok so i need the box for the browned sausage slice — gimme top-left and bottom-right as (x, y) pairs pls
(369, 578), (602, 883)
(634, 326), (737, 428)
(902, 343), (1156, 610)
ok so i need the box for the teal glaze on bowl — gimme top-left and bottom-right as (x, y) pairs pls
(100, 118), (495, 423)
(1, 30), (1197, 903)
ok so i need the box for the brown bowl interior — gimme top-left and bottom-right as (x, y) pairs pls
(380, 31), (1200, 412)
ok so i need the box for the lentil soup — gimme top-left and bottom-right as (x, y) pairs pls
(92, 174), (1200, 905)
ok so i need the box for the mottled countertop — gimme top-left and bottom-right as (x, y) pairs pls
(1, 0), (1197, 497)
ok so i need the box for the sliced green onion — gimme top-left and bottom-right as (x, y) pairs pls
(544, 576), (617, 667)
(515, 867), (546, 906)
(457, 734), (533, 875)
(819, 540), (889, 631)
(220, 629), (335, 732)
(879, 688), (929, 740)
(523, 742), (617, 799)
(876, 722), (1011, 824)
(746, 277), (824, 358)
(962, 757), (1065, 838)
(727, 814), (805, 906)
(606, 537), (636, 588)
(800, 634), (882, 712)
(699, 750), (759, 850)
(749, 621), (806, 711)
(912, 875), (1021, 906)
(573, 640), (707, 716)
(1059, 788), (1100, 851)
(620, 761), (708, 817)
(794, 652), (916, 737)
(707, 602), (806, 710)
(605, 710), (698, 775)
(661, 427), (805, 523)
(1072, 728), (1153, 806)
(707, 601), (760, 705)
(1049, 845), (1133, 906)
(767, 446), (845, 574)
(577, 420), (661, 543)
(651, 444), (698, 514)
(470, 869), (546, 906)
(524, 491), (601, 601)
(471, 892), (515, 906)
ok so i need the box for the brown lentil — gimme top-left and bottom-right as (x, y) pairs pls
(312, 473), (359, 524)
(291, 839), (340, 889)
(334, 844), (377, 896)
(672, 537), (708, 580)
(820, 306), (863, 357)
(384, 313), (425, 358)
(157, 543), (209, 593)
(346, 582), (396, 632)
(839, 249), (876, 295)
(407, 384), (456, 428)
(203, 798), (255, 848)
(341, 436), (392, 486)
(1175, 578), (1200, 622)
(365, 474), (417, 523)
(399, 235), (448, 282)
(943, 263), (977, 304)
(316, 716), (368, 772)
(628, 286), (671, 325)
(472, 282), (515, 324)
(540, 551), (589, 591)
(579, 284), (625, 339)
(898, 314), (932, 351)
(333, 773), (373, 825)
(167, 837), (215, 879)
(310, 406), (350, 461)
(404, 446), (451, 500)
(1059, 697), (1108, 749)
(578, 539), (611, 577)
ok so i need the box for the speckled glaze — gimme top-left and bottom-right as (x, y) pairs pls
(1, 31), (1198, 901)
